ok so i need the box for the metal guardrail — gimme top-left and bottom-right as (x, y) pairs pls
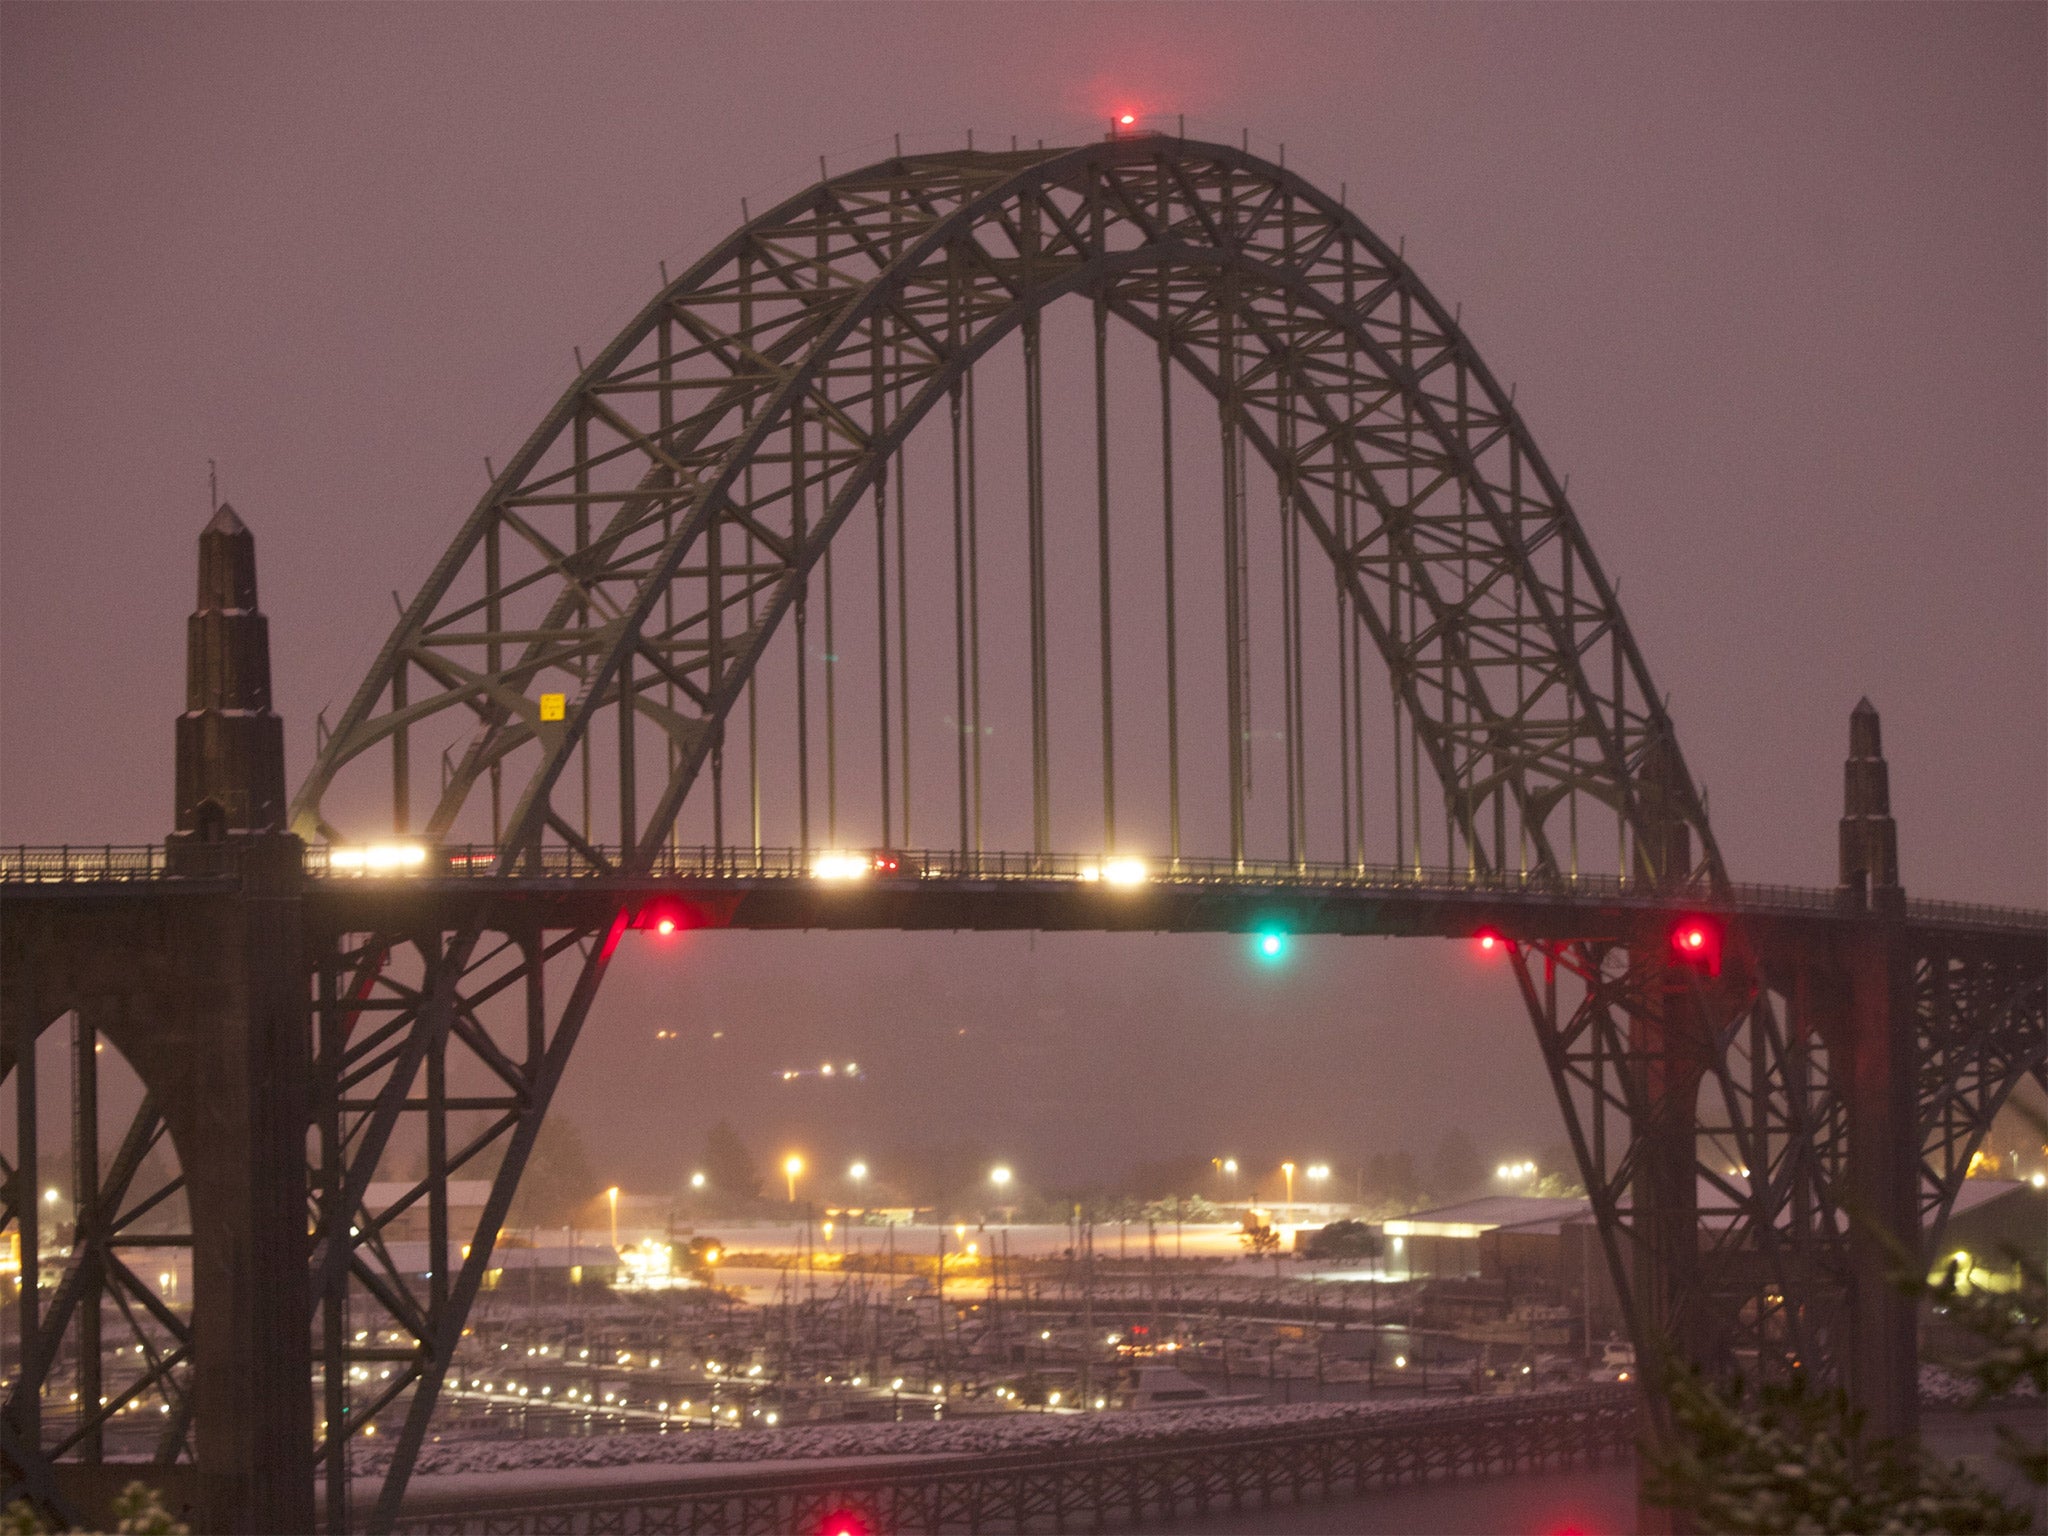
(2, 842), (2042, 933)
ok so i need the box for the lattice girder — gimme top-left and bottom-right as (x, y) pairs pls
(291, 138), (1721, 892)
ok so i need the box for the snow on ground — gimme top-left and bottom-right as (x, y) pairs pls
(1919, 1361), (2040, 1408)
(356, 1388), (1588, 1480)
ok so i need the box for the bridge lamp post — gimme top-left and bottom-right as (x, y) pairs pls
(784, 1155), (803, 1206)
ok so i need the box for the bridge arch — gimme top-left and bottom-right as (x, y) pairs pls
(293, 136), (1721, 891)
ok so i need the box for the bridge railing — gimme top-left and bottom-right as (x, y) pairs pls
(0, 844), (174, 882)
(3, 842), (2041, 933)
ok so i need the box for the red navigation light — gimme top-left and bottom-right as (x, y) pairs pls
(820, 1512), (870, 1536)
(1119, 113), (1136, 126)
(632, 900), (692, 936)
(1670, 917), (1722, 975)
(1475, 927), (1506, 955)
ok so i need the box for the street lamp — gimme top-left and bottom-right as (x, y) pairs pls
(1307, 1165), (1329, 1209)
(606, 1186), (620, 1252)
(784, 1155), (804, 1204)
(690, 1171), (706, 1191)
(1281, 1162), (1296, 1218)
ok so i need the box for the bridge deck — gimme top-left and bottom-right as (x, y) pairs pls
(3, 844), (2040, 943)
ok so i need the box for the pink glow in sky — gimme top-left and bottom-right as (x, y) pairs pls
(3, 4), (2041, 1188)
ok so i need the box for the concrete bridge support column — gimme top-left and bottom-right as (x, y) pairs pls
(1815, 928), (1920, 1444)
(1829, 699), (1920, 1443)
(0, 851), (315, 1534)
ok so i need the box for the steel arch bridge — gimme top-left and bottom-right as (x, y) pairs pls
(2, 135), (2042, 1535)
(292, 134), (1715, 887)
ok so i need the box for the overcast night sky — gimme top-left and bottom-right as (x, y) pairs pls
(3, 3), (2042, 1196)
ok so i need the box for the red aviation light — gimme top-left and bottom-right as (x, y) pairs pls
(1475, 927), (1506, 955)
(1119, 113), (1136, 126)
(632, 899), (693, 937)
(819, 1513), (870, 1536)
(1670, 917), (1722, 975)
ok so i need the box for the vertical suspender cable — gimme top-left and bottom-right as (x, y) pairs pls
(1511, 438), (1525, 877)
(1152, 161), (1182, 866)
(1279, 408), (1300, 867)
(734, 269), (760, 865)
(947, 240), (971, 859)
(794, 403), (812, 855)
(1158, 269), (1182, 868)
(1344, 287), (1368, 873)
(824, 517), (838, 845)
(660, 325), (679, 863)
(966, 369), (985, 858)
(1613, 596), (1626, 880)
(744, 449), (761, 865)
(1335, 393), (1352, 868)
(1024, 310), (1051, 856)
(1219, 291), (1246, 869)
(1094, 293), (1116, 852)
(1280, 190), (1306, 867)
(1456, 359), (1474, 878)
(391, 641), (409, 833)
(872, 322), (894, 848)
(704, 487), (721, 867)
(950, 380), (970, 857)
(573, 409), (592, 850)
(485, 519), (503, 844)
(1565, 533), (1579, 881)
(1291, 485), (1307, 863)
(895, 374), (912, 847)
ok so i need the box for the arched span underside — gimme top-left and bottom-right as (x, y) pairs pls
(293, 137), (1723, 889)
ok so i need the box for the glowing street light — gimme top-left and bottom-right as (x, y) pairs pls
(990, 1166), (1012, 1188)
(606, 1186), (620, 1252)
(784, 1155), (804, 1204)
(690, 1171), (707, 1191)
(1281, 1162), (1296, 1216)
(1306, 1165), (1330, 1206)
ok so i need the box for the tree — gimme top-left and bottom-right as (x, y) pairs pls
(1363, 1151), (1422, 1213)
(1299, 1219), (1382, 1262)
(1239, 1222), (1284, 1279)
(505, 1114), (600, 1230)
(702, 1120), (762, 1205)
(1643, 1366), (2029, 1534)
(1645, 1209), (2046, 1531)
(1428, 1129), (1484, 1202)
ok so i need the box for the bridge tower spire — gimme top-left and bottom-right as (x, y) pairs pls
(170, 503), (287, 847)
(1839, 696), (1903, 916)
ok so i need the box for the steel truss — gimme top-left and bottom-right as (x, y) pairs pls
(1513, 921), (2047, 1417)
(1915, 934), (2048, 1251)
(308, 912), (623, 1534)
(1511, 933), (1853, 1402)
(2, 1018), (197, 1521)
(290, 136), (1721, 895)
